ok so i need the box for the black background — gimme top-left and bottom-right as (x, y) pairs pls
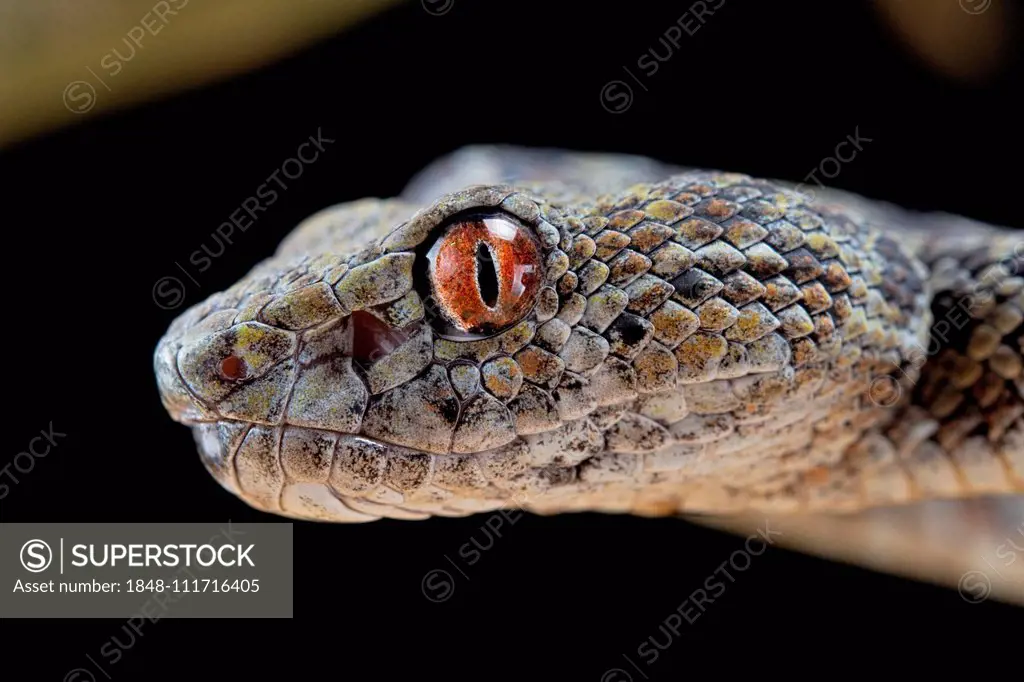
(2, 0), (1021, 677)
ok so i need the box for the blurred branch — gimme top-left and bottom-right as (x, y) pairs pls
(0, 0), (403, 149)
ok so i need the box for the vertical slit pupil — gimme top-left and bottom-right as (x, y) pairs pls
(475, 241), (500, 309)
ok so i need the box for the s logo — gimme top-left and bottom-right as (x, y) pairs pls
(20, 539), (53, 573)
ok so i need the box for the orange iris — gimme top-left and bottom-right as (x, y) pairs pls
(427, 215), (543, 336)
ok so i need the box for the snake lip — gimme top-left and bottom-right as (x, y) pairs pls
(189, 416), (536, 522)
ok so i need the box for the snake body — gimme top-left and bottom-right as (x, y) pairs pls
(154, 146), (1023, 528)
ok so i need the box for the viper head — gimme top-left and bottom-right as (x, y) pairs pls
(156, 165), (926, 523)
(155, 185), (641, 520)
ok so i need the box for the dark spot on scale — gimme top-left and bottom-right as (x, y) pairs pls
(672, 269), (713, 301)
(220, 355), (247, 380)
(439, 397), (461, 424)
(615, 316), (649, 344)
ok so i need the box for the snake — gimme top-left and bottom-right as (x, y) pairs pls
(154, 146), (1023, 602)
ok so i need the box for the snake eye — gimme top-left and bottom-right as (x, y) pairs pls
(425, 214), (543, 338)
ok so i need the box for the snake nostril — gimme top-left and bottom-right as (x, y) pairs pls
(220, 355), (248, 381)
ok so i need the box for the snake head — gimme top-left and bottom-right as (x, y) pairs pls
(156, 166), (940, 524)
(154, 185), (631, 520)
